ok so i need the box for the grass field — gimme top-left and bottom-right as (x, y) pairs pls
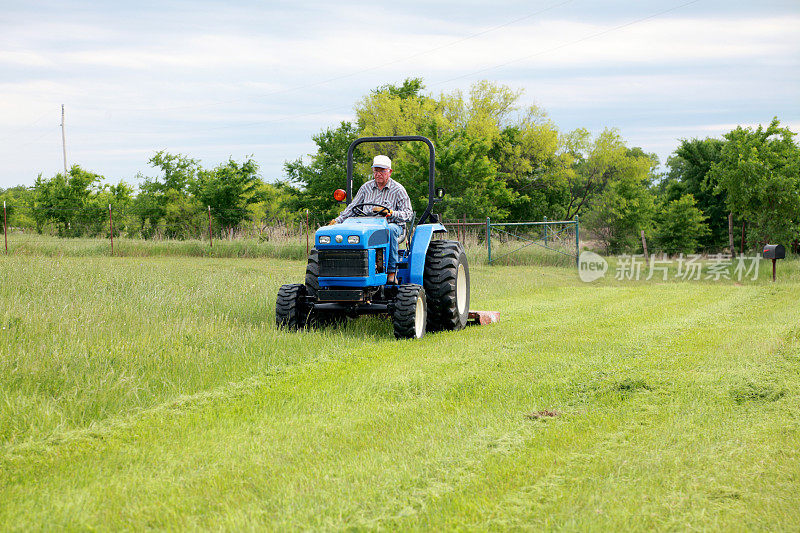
(1, 249), (799, 530)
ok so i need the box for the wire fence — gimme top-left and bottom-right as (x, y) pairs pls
(1, 203), (578, 266)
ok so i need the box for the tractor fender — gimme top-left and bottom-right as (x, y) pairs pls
(408, 223), (447, 285)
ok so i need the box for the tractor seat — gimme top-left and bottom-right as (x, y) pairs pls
(397, 223), (407, 246)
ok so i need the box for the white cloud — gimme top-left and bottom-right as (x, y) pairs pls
(1, 2), (798, 187)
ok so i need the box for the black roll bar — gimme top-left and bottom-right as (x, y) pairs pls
(346, 135), (436, 225)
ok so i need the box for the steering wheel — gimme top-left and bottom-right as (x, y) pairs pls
(350, 202), (391, 218)
(348, 202), (407, 245)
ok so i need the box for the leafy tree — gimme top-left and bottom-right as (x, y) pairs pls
(396, 125), (514, 220)
(92, 181), (134, 236)
(661, 138), (726, 249)
(32, 165), (104, 236)
(356, 79), (439, 159)
(489, 112), (570, 221)
(578, 136), (658, 253)
(372, 77), (425, 100)
(134, 152), (201, 238)
(283, 121), (366, 222)
(564, 129), (656, 220)
(654, 194), (710, 254)
(248, 182), (299, 225)
(193, 157), (265, 231)
(585, 169), (656, 254)
(708, 117), (800, 248)
(0, 186), (36, 231)
(355, 79), (568, 221)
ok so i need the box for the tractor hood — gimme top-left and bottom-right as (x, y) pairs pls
(315, 218), (390, 250)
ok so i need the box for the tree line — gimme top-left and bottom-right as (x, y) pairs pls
(2, 78), (798, 253)
(1, 153), (295, 239)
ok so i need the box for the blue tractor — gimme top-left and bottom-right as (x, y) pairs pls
(276, 135), (470, 339)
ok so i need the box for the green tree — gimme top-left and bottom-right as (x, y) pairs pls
(372, 77), (426, 100)
(396, 125), (514, 220)
(0, 185), (37, 231)
(661, 138), (726, 249)
(708, 117), (800, 248)
(193, 157), (265, 231)
(134, 152), (201, 238)
(92, 181), (134, 236)
(489, 112), (571, 221)
(564, 129), (657, 220)
(356, 79), (563, 221)
(356, 78), (439, 160)
(33, 165), (104, 236)
(579, 136), (658, 253)
(585, 170), (656, 254)
(654, 194), (710, 254)
(247, 182), (299, 226)
(283, 121), (366, 222)
(288, 78), (667, 230)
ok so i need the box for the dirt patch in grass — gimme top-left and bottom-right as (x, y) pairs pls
(525, 409), (561, 420)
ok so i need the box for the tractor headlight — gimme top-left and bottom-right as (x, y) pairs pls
(319, 235), (331, 244)
(347, 235), (360, 244)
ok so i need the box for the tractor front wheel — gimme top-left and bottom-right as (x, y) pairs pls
(276, 283), (307, 330)
(392, 284), (427, 339)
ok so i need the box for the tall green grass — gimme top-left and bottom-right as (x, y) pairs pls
(2, 231), (576, 266)
(1, 254), (798, 530)
(2, 234), (308, 260)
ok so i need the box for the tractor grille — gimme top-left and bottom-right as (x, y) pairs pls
(319, 249), (369, 277)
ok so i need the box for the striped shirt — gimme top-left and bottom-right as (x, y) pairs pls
(335, 178), (414, 225)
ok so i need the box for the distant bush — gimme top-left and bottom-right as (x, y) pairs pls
(654, 194), (710, 255)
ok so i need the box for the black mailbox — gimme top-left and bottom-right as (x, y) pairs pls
(763, 244), (785, 259)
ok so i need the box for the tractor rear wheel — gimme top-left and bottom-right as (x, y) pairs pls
(423, 240), (470, 332)
(276, 283), (307, 330)
(392, 284), (427, 339)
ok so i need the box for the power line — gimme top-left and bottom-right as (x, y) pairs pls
(432, 0), (702, 86)
(10, 1), (701, 161)
(132, 0), (575, 113)
(0, 110), (52, 143)
(193, 0), (703, 133)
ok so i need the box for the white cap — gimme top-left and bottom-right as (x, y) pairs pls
(372, 155), (392, 169)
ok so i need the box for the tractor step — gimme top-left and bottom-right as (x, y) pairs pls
(467, 311), (500, 326)
(317, 288), (364, 302)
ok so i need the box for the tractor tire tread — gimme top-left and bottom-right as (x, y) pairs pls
(305, 248), (320, 298)
(392, 284), (425, 339)
(276, 283), (307, 330)
(423, 240), (469, 332)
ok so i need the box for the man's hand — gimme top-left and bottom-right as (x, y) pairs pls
(372, 206), (391, 217)
(327, 219), (337, 226)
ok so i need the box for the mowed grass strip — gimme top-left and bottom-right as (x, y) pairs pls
(1, 255), (798, 530)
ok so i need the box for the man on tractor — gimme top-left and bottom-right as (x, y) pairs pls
(327, 154), (413, 284)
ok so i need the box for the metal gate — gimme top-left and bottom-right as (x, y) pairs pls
(486, 216), (579, 266)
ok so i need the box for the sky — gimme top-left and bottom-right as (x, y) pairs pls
(1, 0), (798, 189)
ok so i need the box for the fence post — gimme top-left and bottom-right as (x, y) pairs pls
(640, 229), (649, 266)
(574, 215), (580, 267)
(207, 206), (213, 247)
(486, 217), (492, 264)
(108, 204), (114, 256)
(306, 209), (310, 255)
(728, 213), (735, 255)
(3, 201), (7, 254)
(740, 220), (745, 255)
(543, 216), (548, 247)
